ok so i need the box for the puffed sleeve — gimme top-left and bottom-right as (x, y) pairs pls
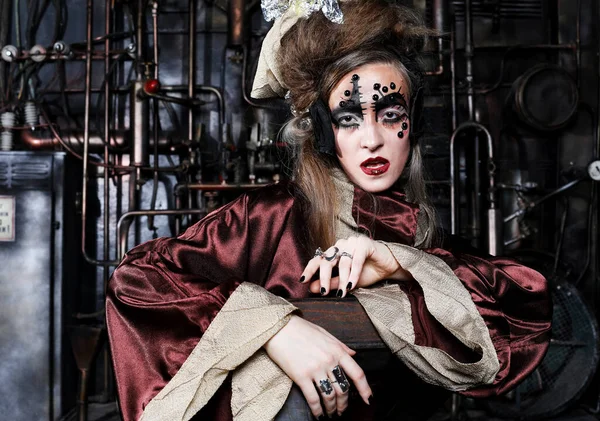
(106, 183), (309, 421)
(424, 246), (552, 397)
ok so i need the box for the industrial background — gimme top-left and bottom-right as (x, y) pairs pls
(0, 0), (599, 420)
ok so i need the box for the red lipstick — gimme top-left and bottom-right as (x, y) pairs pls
(360, 157), (390, 176)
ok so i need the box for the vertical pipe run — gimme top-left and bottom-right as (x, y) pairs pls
(450, 19), (457, 131)
(130, 81), (149, 169)
(188, 0), (196, 143)
(450, 122), (498, 255)
(464, 0), (475, 121)
(429, 0), (448, 75)
(0, 0), (12, 103)
(81, 0), (96, 265)
(103, 0), (112, 398)
(228, 0), (245, 46)
(136, 0), (144, 74)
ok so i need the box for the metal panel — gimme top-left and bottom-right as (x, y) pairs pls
(0, 151), (66, 421)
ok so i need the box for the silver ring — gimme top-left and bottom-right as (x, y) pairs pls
(318, 378), (333, 395)
(324, 246), (339, 262)
(332, 366), (350, 393)
(314, 247), (324, 258)
(339, 251), (353, 260)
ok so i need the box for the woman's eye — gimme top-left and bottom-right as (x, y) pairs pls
(335, 114), (361, 129)
(378, 108), (408, 126)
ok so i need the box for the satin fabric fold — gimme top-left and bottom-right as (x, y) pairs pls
(349, 186), (551, 397)
(107, 176), (551, 421)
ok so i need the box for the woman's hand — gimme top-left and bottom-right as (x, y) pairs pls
(263, 315), (372, 419)
(301, 236), (412, 297)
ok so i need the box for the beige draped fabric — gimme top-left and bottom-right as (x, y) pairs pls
(140, 171), (499, 421)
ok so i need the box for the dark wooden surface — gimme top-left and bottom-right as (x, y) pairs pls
(288, 297), (387, 350)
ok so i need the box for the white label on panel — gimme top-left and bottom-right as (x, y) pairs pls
(0, 196), (15, 241)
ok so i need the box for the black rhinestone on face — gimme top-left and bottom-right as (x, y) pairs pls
(390, 82), (396, 90)
(373, 83), (381, 90)
(382, 86), (389, 93)
(402, 122), (408, 130)
(397, 131), (404, 138)
(339, 100), (346, 107)
(344, 90), (351, 97)
(351, 74), (359, 81)
(372, 94), (379, 101)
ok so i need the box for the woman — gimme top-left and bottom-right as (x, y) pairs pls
(106, 1), (551, 420)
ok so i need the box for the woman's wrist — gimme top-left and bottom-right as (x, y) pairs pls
(376, 240), (413, 282)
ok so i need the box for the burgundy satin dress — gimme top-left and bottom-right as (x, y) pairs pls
(106, 182), (551, 421)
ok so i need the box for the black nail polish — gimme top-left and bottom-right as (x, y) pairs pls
(336, 289), (343, 298)
(346, 282), (353, 290)
(321, 287), (326, 295)
(299, 275), (305, 283)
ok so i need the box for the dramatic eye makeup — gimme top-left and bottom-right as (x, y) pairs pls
(370, 82), (409, 124)
(331, 74), (366, 129)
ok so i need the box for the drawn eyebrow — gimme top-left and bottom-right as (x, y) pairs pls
(371, 91), (409, 121)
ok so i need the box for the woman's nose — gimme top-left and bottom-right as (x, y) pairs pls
(360, 123), (385, 151)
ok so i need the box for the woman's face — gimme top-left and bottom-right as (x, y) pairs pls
(328, 62), (411, 193)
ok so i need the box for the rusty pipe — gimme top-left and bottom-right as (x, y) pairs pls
(228, 0), (245, 46)
(20, 129), (175, 152)
(425, 0), (449, 76)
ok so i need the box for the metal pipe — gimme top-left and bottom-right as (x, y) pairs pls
(104, 0), (112, 287)
(465, 0), (475, 121)
(449, 122), (496, 250)
(103, 0), (112, 399)
(19, 129), (173, 152)
(81, 0), (98, 265)
(228, 0), (245, 46)
(502, 179), (582, 224)
(450, 19), (457, 131)
(131, 80), (150, 169)
(188, 0), (197, 143)
(175, 183), (262, 196)
(136, 0), (144, 72)
(426, 0), (449, 76)
(0, 0), (12, 104)
(148, 1), (160, 235)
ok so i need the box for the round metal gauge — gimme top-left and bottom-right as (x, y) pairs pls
(588, 160), (600, 182)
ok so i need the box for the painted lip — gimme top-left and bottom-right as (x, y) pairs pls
(360, 157), (390, 176)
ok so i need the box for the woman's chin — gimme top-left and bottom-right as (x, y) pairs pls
(352, 175), (397, 193)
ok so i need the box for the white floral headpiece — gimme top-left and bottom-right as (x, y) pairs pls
(251, 0), (345, 100)
(261, 0), (344, 24)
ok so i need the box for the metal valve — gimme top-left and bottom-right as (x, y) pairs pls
(29, 45), (47, 62)
(1, 45), (18, 62)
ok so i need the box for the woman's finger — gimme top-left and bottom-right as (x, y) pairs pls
(340, 246), (367, 298)
(319, 246), (339, 296)
(315, 373), (337, 418)
(337, 247), (355, 296)
(297, 379), (325, 419)
(330, 368), (350, 416)
(309, 277), (340, 294)
(338, 354), (373, 405)
(299, 249), (324, 285)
